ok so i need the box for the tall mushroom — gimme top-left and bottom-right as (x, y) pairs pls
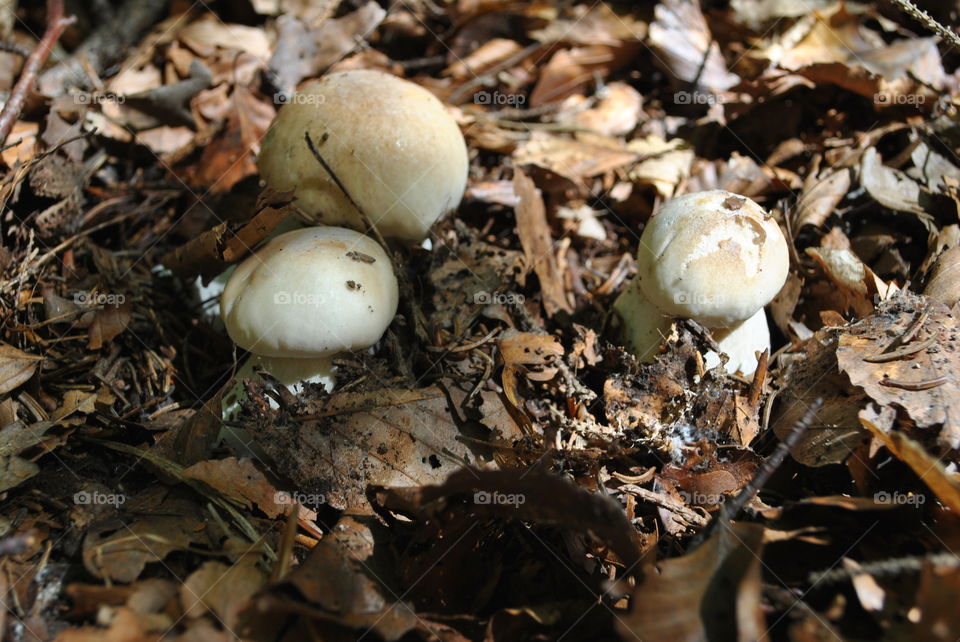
(257, 69), (469, 242)
(614, 190), (789, 375)
(221, 226), (398, 399)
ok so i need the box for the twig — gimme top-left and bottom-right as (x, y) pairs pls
(620, 484), (709, 528)
(37, 0), (171, 96)
(724, 397), (823, 519)
(0, 0), (75, 148)
(891, 0), (960, 49)
(689, 398), (823, 548)
(0, 41), (30, 58)
(808, 551), (960, 585)
(303, 131), (390, 252)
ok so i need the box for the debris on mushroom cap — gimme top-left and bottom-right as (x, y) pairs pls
(636, 190), (789, 327)
(220, 226), (398, 358)
(257, 69), (469, 242)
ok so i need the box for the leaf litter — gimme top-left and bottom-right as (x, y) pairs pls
(0, 0), (958, 640)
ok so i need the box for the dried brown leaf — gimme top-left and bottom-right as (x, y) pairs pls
(619, 522), (766, 641)
(837, 293), (960, 449)
(513, 168), (573, 316)
(251, 385), (500, 512)
(648, 0), (739, 92)
(859, 404), (960, 513)
(0, 343), (41, 395)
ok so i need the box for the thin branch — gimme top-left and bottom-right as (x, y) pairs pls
(0, 0), (75, 149)
(891, 0), (960, 49)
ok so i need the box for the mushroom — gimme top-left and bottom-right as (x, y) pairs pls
(258, 69), (469, 242)
(220, 226), (398, 398)
(613, 190), (789, 375)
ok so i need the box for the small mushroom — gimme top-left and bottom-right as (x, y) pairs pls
(613, 190), (789, 375)
(220, 226), (398, 399)
(258, 69), (469, 242)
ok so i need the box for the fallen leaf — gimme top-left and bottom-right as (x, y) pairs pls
(648, 0), (739, 91)
(618, 522), (766, 641)
(837, 293), (959, 449)
(859, 404), (960, 513)
(182, 457), (318, 524)
(250, 385), (500, 512)
(0, 343), (41, 395)
(513, 167), (573, 316)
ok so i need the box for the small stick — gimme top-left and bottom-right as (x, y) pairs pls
(0, 0), (75, 148)
(879, 375), (948, 391)
(303, 131), (390, 252)
(863, 331), (939, 362)
(690, 398), (822, 548)
(809, 551), (960, 585)
(891, 0), (960, 49)
(724, 397), (823, 519)
(747, 349), (769, 407)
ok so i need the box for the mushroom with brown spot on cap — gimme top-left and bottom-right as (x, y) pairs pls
(257, 69), (469, 242)
(613, 190), (789, 375)
(220, 225), (398, 410)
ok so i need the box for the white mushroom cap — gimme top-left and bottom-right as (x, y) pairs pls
(258, 69), (469, 242)
(636, 190), (789, 327)
(704, 308), (770, 375)
(220, 226), (398, 359)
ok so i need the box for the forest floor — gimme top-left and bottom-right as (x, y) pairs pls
(0, 0), (959, 640)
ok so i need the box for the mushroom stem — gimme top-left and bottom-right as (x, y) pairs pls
(221, 353), (336, 419)
(614, 280), (771, 375)
(251, 354), (337, 393)
(613, 278), (673, 361)
(704, 308), (770, 375)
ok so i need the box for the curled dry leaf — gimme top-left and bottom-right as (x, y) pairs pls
(837, 292), (959, 450)
(556, 82), (643, 137)
(860, 147), (931, 219)
(793, 165), (850, 233)
(648, 0), (739, 92)
(183, 85), (275, 193)
(0, 343), (41, 395)
(499, 329), (563, 413)
(859, 404), (960, 513)
(805, 246), (887, 319)
(513, 132), (638, 187)
(513, 167), (573, 316)
(82, 500), (217, 583)
(924, 245), (960, 308)
(370, 467), (647, 572)
(251, 516), (418, 642)
(268, 2), (386, 97)
(618, 522), (766, 642)
(181, 559), (266, 629)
